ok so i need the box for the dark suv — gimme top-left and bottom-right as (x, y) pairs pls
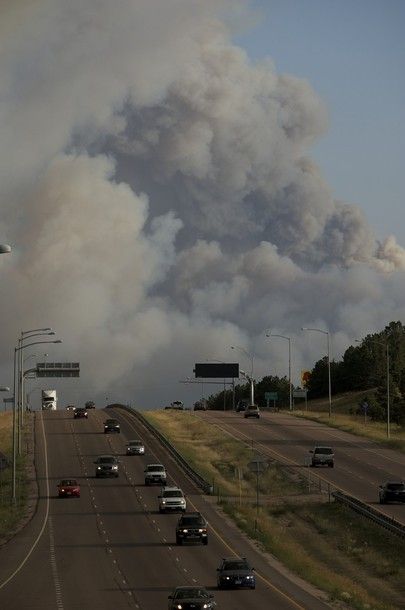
(379, 481), (405, 504)
(74, 407), (88, 419)
(217, 557), (255, 589)
(176, 512), (208, 545)
(94, 455), (119, 477)
(104, 418), (120, 433)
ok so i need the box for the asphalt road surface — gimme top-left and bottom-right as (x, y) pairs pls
(199, 409), (405, 525)
(0, 408), (332, 610)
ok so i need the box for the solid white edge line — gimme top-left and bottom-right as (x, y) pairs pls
(0, 411), (50, 590)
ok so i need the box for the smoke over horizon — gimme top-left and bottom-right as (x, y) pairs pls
(1, 0), (404, 408)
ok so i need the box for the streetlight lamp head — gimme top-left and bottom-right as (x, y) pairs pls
(0, 244), (11, 253)
(54, 339), (63, 343)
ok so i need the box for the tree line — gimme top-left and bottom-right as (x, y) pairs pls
(205, 321), (405, 423)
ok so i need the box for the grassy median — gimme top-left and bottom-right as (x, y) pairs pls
(144, 409), (405, 610)
(0, 412), (29, 542)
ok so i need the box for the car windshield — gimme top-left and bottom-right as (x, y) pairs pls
(60, 480), (77, 486)
(315, 448), (333, 454)
(147, 465), (164, 471)
(99, 457), (115, 464)
(129, 441), (142, 446)
(106, 420), (118, 424)
(223, 560), (249, 570)
(175, 588), (208, 599)
(181, 515), (204, 525)
(387, 483), (405, 490)
(164, 490), (182, 498)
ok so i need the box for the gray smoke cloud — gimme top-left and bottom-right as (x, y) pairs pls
(0, 0), (404, 408)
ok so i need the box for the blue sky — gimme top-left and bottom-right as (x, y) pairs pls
(236, 0), (405, 244)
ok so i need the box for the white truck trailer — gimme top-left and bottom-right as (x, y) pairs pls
(41, 389), (57, 410)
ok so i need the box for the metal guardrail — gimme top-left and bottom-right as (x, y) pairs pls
(115, 406), (213, 494)
(332, 491), (405, 539)
(115, 406), (405, 537)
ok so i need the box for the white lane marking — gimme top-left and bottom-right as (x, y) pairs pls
(0, 412), (50, 590)
(49, 516), (64, 610)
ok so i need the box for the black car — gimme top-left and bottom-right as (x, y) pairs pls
(379, 481), (405, 504)
(94, 455), (120, 477)
(74, 407), (88, 419)
(217, 557), (255, 589)
(104, 418), (120, 433)
(168, 586), (216, 610)
(236, 400), (249, 412)
(176, 512), (208, 545)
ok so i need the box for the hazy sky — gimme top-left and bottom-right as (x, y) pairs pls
(238, 0), (405, 244)
(0, 1), (404, 410)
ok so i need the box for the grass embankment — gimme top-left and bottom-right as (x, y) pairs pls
(294, 391), (405, 453)
(0, 412), (29, 541)
(144, 410), (405, 610)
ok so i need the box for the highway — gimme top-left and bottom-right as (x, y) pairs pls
(0, 408), (331, 610)
(199, 409), (405, 525)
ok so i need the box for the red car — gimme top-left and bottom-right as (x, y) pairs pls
(57, 479), (80, 498)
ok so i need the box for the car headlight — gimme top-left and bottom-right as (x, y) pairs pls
(162, 500), (166, 504)
(175, 605), (182, 610)
(246, 575), (253, 579)
(97, 466), (102, 470)
(182, 529), (188, 533)
(112, 465), (118, 470)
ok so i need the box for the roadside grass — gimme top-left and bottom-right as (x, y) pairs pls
(0, 412), (29, 541)
(293, 391), (405, 452)
(143, 410), (305, 497)
(144, 409), (405, 610)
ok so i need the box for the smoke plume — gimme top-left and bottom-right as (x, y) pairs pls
(0, 0), (404, 408)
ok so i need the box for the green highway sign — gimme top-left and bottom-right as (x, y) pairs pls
(36, 362), (80, 378)
(265, 392), (278, 400)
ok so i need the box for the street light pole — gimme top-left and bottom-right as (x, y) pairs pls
(17, 330), (54, 450)
(386, 343), (390, 439)
(12, 339), (62, 503)
(266, 332), (292, 411)
(302, 327), (332, 418)
(231, 345), (255, 405)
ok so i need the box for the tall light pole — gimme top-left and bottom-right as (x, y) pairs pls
(302, 327), (332, 418)
(12, 339), (62, 502)
(231, 346), (255, 405)
(231, 345), (254, 378)
(17, 330), (55, 445)
(266, 331), (292, 411)
(21, 352), (48, 417)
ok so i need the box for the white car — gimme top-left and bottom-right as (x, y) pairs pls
(144, 463), (167, 486)
(158, 487), (186, 513)
(126, 440), (145, 455)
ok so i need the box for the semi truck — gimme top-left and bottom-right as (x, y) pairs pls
(42, 389), (57, 410)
